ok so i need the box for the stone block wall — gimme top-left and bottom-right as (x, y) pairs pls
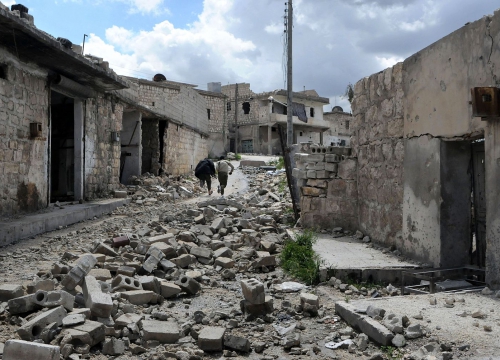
(164, 124), (208, 176)
(0, 56), (49, 216)
(294, 145), (358, 230)
(350, 63), (405, 247)
(84, 96), (123, 199)
(141, 119), (160, 175)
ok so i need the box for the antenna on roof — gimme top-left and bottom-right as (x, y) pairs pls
(82, 34), (88, 56)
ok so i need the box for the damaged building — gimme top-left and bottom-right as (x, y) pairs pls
(297, 9), (500, 289)
(220, 83), (331, 155)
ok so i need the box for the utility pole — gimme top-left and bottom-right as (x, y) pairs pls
(222, 94), (227, 152)
(286, 0), (293, 147)
(234, 83), (239, 155)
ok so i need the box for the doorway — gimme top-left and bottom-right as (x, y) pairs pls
(471, 140), (486, 267)
(50, 91), (75, 202)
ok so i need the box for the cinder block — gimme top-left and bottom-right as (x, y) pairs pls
(214, 257), (234, 268)
(82, 276), (113, 318)
(61, 254), (97, 290)
(121, 290), (155, 305)
(306, 170), (317, 179)
(0, 284), (24, 301)
(115, 313), (143, 327)
(214, 247), (233, 258)
(141, 246), (165, 273)
(88, 268), (112, 281)
(93, 242), (118, 257)
(224, 334), (251, 352)
(32, 290), (75, 311)
(18, 306), (67, 341)
(315, 170), (331, 179)
(71, 320), (105, 346)
(139, 276), (161, 294)
(300, 293), (319, 307)
(175, 276), (201, 295)
(325, 162), (338, 172)
(160, 281), (182, 298)
(111, 275), (143, 292)
(3, 340), (60, 360)
(190, 246), (213, 259)
(102, 338), (126, 355)
(198, 326), (225, 352)
(240, 278), (265, 304)
(255, 251), (276, 267)
(307, 154), (325, 162)
(171, 254), (196, 268)
(141, 320), (179, 343)
(325, 154), (341, 163)
(26, 279), (55, 294)
(8, 294), (41, 315)
(240, 296), (274, 316)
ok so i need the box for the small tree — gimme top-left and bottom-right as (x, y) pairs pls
(343, 83), (354, 104)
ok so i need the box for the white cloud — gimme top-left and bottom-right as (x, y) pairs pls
(264, 23), (283, 35)
(2, 0), (16, 7)
(376, 55), (404, 69)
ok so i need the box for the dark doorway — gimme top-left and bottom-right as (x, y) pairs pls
(471, 140), (486, 267)
(141, 119), (160, 175)
(229, 139), (235, 153)
(158, 120), (167, 174)
(50, 91), (75, 202)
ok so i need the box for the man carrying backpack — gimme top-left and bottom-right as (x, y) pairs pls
(216, 155), (234, 196)
(195, 158), (216, 195)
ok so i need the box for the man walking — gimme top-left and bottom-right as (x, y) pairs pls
(216, 155), (234, 196)
(195, 158), (216, 195)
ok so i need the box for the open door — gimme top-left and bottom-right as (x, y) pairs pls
(472, 141), (486, 267)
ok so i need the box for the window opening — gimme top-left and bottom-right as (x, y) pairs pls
(0, 64), (6, 80)
(345, 120), (350, 130)
(299, 131), (303, 136)
(207, 109), (211, 119)
(227, 102), (231, 111)
(242, 102), (250, 114)
(310, 107), (315, 117)
(272, 127), (276, 132)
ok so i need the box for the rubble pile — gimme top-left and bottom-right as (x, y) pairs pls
(0, 164), (497, 360)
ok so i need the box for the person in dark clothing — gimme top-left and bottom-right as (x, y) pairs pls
(194, 158), (216, 195)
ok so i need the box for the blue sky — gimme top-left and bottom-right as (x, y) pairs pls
(3, 0), (499, 112)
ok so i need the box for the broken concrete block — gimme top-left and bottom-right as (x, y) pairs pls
(177, 231), (197, 243)
(141, 320), (179, 343)
(224, 335), (250, 352)
(0, 284), (24, 301)
(282, 332), (301, 349)
(175, 276), (201, 295)
(18, 306), (67, 341)
(3, 340), (60, 360)
(139, 276), (161, 294)
(62, 313), (86, 327)
(405, 324), (423, 339)
(215, 257), (235, 268)
(171, 254), (196, 268)
(88, 268), (112, 281)
(117, 265), (136, 277)
(93, 242), (118, 257)
(33, 290), (75, 311)
(160, 281), (182, 298)
(240, 296), (274, 316)
(71, 320), (105, 346)
(300, 293), (319, 308)
(255, 251), (276, 267)
(121, 290), (155, 305)
(198, 326), (225, 352)
(8, 294), (41, 315)
(115, 313), (143, 327)
(102, 338), (126, 355)
(112, 275), (143, 292)
(214, 247), (233, 258)
(26, 279), (55, 294)
(241, 278), (265, 304)
(141, 246), (166, 273)
(82, 276), (113, 318)
(61, 254), (97, 291)
(190, 246), (213, 259)
(366, 305), (386, 319)
(210, 217), (226, 232)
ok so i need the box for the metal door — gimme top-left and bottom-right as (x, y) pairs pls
(472, 141), (486, 267)
(242, 140), (253, 153)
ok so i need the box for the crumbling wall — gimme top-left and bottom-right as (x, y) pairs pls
(295, 144), (358, 230)
(163, 124), (208, 176)
(84, 96), (123, 199)
(350, 63), (405, 247)
(141, 119), (160, 175)
(201, 91), (226, 157)
(0, 53), (49, 216)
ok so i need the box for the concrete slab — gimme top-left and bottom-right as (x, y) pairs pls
(345, 293), (500, 358)
(0, 198), (130, 247)
(313, 234), (420, 283)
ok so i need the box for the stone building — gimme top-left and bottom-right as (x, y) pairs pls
(298, 8), (500, 289)
(0, 4), (129, 217)
(323, 106), (352, 146)
(221, 83), (330, 155)
(198, 82), (227, 158)
(118, 77), (210, 181)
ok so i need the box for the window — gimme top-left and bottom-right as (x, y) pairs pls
(299, 131), (303, 136)
(207, 109), (211, 119)
(271, 105), (274, 113)
(242, 102), (250, 114)
(310, 107), (315, 117)
(227, 102), (231, 111)
(345, 120), (350, 130)
(0, 64), (7, 80)
(271, 127), (276, 132)
(152, 101), (155, 106)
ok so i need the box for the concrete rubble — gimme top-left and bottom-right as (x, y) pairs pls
(0, 167), (497, 359)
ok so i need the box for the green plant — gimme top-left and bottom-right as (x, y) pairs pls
(277, 178), (287, 193)
(268, 156), (284, 170)
(235, 153), (242, 160)
(344, 296), (350, 303)
(280, 229), (321, 285)
(381, 346), (402, 359)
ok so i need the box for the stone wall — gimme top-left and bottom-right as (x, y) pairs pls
(83, 96), (123, 199)
(141, 119), (160, 175)
(0, 54), (49, 216)
(164, 124), (208, 176)
(294, 144), (358, 230)
(200, 91), (227, 157)
(350, 63), (405, 248)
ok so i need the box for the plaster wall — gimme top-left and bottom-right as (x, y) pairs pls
(163, 124), (208, 175)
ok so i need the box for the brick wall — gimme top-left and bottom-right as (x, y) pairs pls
(0, 56), (49, 216)
(350, 63), (404, 247)
(83, 96), (123, 199)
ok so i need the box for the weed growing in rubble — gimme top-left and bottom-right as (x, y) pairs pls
(381, 345), (402, 359)
(277, 178), (287, 193)
(268, 156), (285, 170)
(280, 229), (321, 285)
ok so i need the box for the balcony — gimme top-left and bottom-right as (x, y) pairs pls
(265, 113), (330, 130)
